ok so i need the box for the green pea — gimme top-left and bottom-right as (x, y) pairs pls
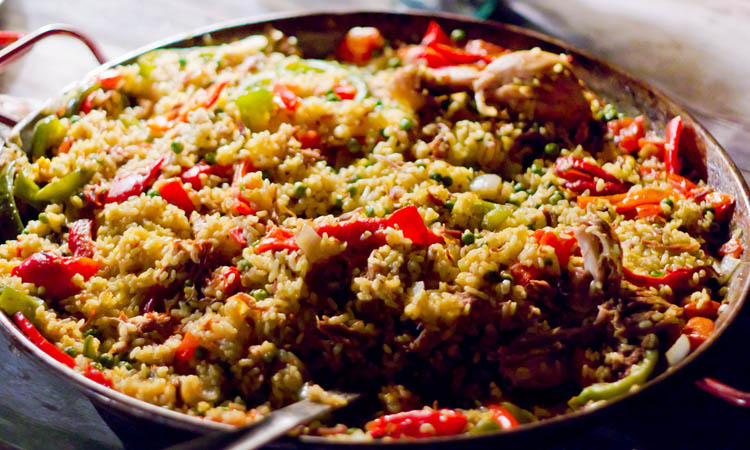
(346, 185), (357, 197)
(649, 270), (664, 277)
(293, 182), (308, 199)
(544, 142), (560, 156)
(661, 198), (674, 209)
(703, 205), (715, 215)
(603, 104), (618, 121)
(387, 57), (401, 68)
(99, 353), (115, 369)
(450, 29), (466, 42)
(549, 191), (564, 205)
(513, 182), (526, 192)
(445, 200), (455, 211)
(347, 138), (362, 154)
(399, 117), (414, 131)
(461, 230), (476, 245)
(365, 205), (375, 217)
(251, 288), (269, 300)
(238, 260), (251, 270)
(441, 176), (453, 187)
(531, 163), (544, 175)
(147, 189), (160, 198)
(334, 195), (344, 209)
(63, 346), (77, 357)
(38, 213), (49, 224)
(429, 173), (443, 183)
(119, 360), (133, 370)
(83, 328), (100, 339)
(325, 91), (341, 102)
(500, 271), (513, 282)
(178, 58), (187, 69)
(185, 279), (193, 287)
(170, 141), (184, 154)
(204, 153), (217, 165)
(90, 361), (104, 371)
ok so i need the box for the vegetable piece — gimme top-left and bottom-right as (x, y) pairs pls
(272, 84), (300, 111)
(719, 238), (743, 258)
(12, 251), (99, 299)
(31, 115), (67, 161)
(337, 27), (385, 64)
(229, 227), (247, 246)
(623, 265), (717, 292)
(430, 43), (485, 65)
(636, 203), (663, 219)
(332, 83), (357, 101)
(66, 83), (101, 116)
(564, 180), (629, 196)
(420, 21), (452, 47)
(499, 402), (537, 424)
(534, 230), (577, 268)
(13, 312), (76, 368)
(607, 115), (645, 153)
(233, 197), (256, 216)
(296, 130), (321, 149)
(704, 191), (735, 222)
(665, 334), (691, 366)
(509, 263), (542, 286)
(614, 188), (672, 213)
(469, 417), (502, 435)
(158, 179), (195, 213)
(683, 316), (714, 349)
(84, 365), (113, 388)
(180, 163), (232, 190)
(576, 193), (627, 209)
(13, 170), (42, 209)
(0, 162), (23, 241)
(684, 299), (721, 319)
(569, 349), (658, 408)
(105, 157), (165, 203)
(482, 204), (512, 230)
(555, 156), (621, 184)
(35, 168), (95, 202)
(68, 219), (95, 258)
(316, 205), (443, 249)
(203, 80), (228, 109)
(489, 405), (519, 430)
(218, 266), (242, 296)
(664, 116), (682, 175)
(98, 71), (123, 90)
(255, 227), (299, 254)
(470, 174), (502, 197)
(400, 45), (453, 68)
(366, 408), (467, 439)
(175, 332), (200, 364)
(0, 287), (44, 326)
(235, 87), (274, 132)
(667, 173), (698, 196)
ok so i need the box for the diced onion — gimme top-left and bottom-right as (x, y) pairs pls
(296, 224), (324, 263)
(470, 174), (502, 197)
(665, 334), (691, 366)
(718, 255), (741, 282)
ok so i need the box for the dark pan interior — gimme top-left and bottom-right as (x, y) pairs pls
(2, 11), (749, 448)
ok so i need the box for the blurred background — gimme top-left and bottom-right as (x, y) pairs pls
(0, 1), (749, 449)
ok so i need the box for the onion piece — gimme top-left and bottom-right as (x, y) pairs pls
(470, 174), (502, 198)
(718, 254), (741, 283)
(296, 223), (324, 263)
(666, 334), (691, 366)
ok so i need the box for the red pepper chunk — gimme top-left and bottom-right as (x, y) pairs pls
(68, 219), (95, 258)
(255, 227), (299, 254)
(664, 116), (683, 175)
(386, 205), (444, 246)
(684, 300), (721, 319)
(273, 84), (300, 111)
(99, 71), (123, 90)
(106, 157), (165, 203)
(564, 180), (629, 195)
(623, 266), (716, 292)
(296, 129), (321, 149)
(13, 312), (76, 368)
(420, 21), (452, 47)
(607, 116), (645, 152)
(175, 331), (200, 364)
(533, 230), (577, 268)
(229, 227), (247, 246)
(332, 84), (357, 100)
(719, 237), (743, 259)
(400, 45), (454, 68)
(158, 179), (195, 214)
(667, 172), (698, 196)
(180, 163), (232, 190)
(705, 191), (735, 222)
(510, 262), (542, 286)
(488, 405), (519, 430)
(221, 266), (242, 296)
(555, 156), (621, 184)
(84, 365), (113, 388)
(366, 408), (467, 439)
(683, 316), (714, 349)
(13, 252), (99, 299)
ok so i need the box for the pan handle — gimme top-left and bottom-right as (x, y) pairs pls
(0, 24), (107, 128)
(695, 377), (750, 407)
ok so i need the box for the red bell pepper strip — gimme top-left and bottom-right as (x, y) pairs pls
(366, 408), (467, 439)
(175, 331), (200, 364)
(623, 266), (717, 291)
(607, 116), (645, 153)
(421, 21), (452, 47)
(296, 129), (322, 149)
(533, 230), (577, 268)
(400, 45), (454, 68)
(684, 300), (721, 319)
(614, 188), (671, 213)
(219, 266), (242, 296)
(229, 227), (247, 246)
(13, 312), (76, 368)
(332, 84), (357, 100)
(98, 71), (123, 90)
(667, 172), (698, 196)
(719, 237), (743, 258)
(68, 219), (95, 258)
(682, 316), (714, 349)
(233, 160), (257, 186)
(13, 312), (112, 387)
(317, 205), (443, 249)
(704, 191), (735, 222)
(636, 203), (663, 219)
(105, 157), (165, 203)
(12, 252), (99, 299)
(488, 405), (519, 430)
(233, 198), (256, 216)
(564, 180), (629, 195)
(664, 116), (683, 175)
(158, 179), (195, 214)
(430, 43), (485, 65)
(255, 227), (299, 253)
(203, 80), (228, 109)
(180, 163), (232, 190)
(577, 193), (628, 209)
(555, 156), (621, 184)
(273, 84), (300, 111)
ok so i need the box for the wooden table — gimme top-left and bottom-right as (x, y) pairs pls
(1, 1), (749, 449)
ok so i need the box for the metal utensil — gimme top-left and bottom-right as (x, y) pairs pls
(169, 392), (359, 450)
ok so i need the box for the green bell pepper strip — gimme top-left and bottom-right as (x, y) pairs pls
(35, 168), (95, 203)
(348, 73), (369, 102)
(0, 162), (23, 241)
(569, 349), (658, 409)
(13, 171), (42, 209)
(285, 59), (369, 101)
(468, 417), (502, 435)
(482, 204), (513, 230)
(235, 87), (274, 132)
(0, 287), (44, 326)
(82, 334), (97, 358)
(65, 82), (100, 117)
(500, 402), (536, 424)
(30, 115), (67, 161)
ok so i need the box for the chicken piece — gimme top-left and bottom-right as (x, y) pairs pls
(574, 217), (622, 299)
(422, 50), (591, 129)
